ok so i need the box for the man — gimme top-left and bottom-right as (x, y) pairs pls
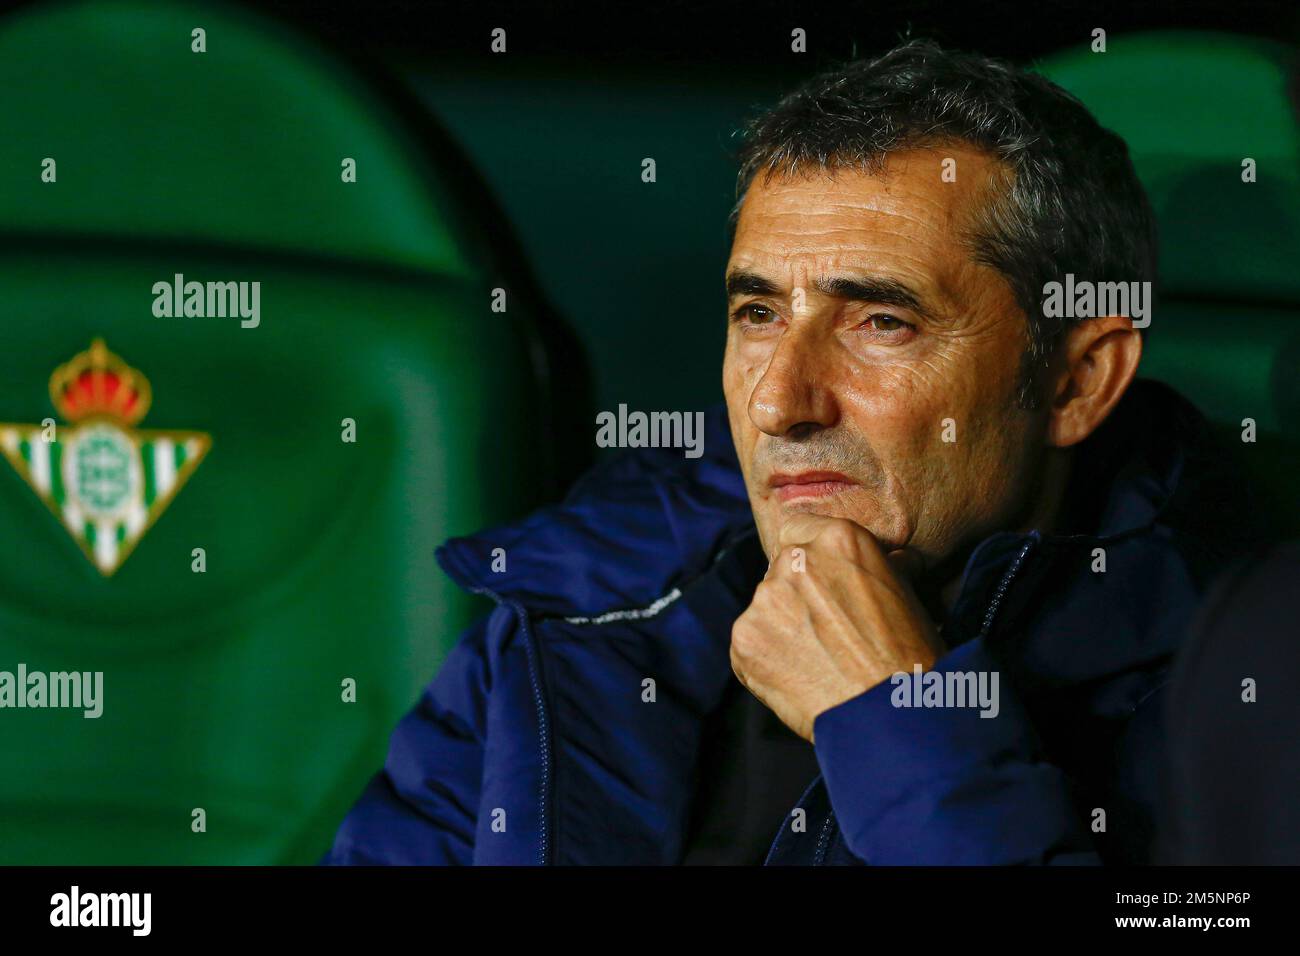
(324, 39), (1266, 865)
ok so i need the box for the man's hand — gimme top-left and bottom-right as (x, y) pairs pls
(730, 514), (947, 742)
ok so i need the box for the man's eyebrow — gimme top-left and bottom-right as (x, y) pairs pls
(725, 269), (940, 322)
(725, 270), (784, 299)
(812, 275), (932, 318)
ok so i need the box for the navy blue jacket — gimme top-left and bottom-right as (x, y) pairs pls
(324, 380), (1261, 865)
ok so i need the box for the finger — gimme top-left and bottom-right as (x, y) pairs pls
(773, 514), (897, 580)
(774, 512), (834, 554)
(767, 513), (830, 568)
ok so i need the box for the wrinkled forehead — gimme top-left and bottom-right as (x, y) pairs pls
(727, 148), (1006, 298)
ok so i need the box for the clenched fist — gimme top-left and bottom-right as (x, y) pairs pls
(730, 514), (946, 742)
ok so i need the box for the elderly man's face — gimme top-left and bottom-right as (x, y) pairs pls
(723, 147), (1047, 573)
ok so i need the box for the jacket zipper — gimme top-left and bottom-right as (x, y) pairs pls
(469, 587), (554, 866)
(979, 536), (1038, 640)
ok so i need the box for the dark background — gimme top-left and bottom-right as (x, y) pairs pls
(257, 0), (1300, 66)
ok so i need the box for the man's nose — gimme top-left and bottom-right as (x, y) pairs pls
(747, 330), (839, 437)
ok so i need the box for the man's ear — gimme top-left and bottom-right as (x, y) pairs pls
(1046, 315), (1143, 449)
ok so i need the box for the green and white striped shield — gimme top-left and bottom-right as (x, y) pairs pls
(0, 420), (210, 576)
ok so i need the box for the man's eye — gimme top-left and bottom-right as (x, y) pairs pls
(866, 314), (908, 332)
(732, 303), (777, 325)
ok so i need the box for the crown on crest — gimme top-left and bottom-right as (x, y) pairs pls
(49, 339), (152, 426)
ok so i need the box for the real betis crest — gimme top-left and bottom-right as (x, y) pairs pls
(0, 339), (210, 576)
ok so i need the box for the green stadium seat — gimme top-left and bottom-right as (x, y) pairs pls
(1037, 31), (1300, 533)
(0, 0), (567, 863)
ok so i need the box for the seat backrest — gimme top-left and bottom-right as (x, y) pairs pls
(1038, 31), (1300, 534)
(0, 0), (557, 863)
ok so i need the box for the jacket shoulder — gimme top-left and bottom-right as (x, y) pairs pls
(436, 404), (755, 618)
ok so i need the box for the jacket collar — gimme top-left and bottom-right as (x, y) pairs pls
(944, 378), (1213, 638)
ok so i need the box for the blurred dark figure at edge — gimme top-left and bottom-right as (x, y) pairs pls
(1159, 542), (1300, 864)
